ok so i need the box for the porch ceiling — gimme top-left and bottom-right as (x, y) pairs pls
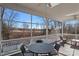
(0, 3), (79, 21)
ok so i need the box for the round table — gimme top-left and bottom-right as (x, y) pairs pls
(28, 43), (56, 56)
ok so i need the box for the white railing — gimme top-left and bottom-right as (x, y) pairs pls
(0, 35), (47, 55)
(0, 34), (60, 56)
(1, 34), (79, 56)
(0, 37), (31, 55)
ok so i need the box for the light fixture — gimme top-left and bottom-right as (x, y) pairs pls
(46, 3), (60, 8)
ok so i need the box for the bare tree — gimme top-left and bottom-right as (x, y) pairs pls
(1, 8), (18, 39)
(0, 7), (9, 40)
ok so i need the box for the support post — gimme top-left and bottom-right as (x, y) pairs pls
(45, 17), (48, 39)
(0, 11), (3, 56)
(31, 14), (32, 40)
(0, 7), (5, 56)
(62, 21), (63, 37)
(72, 15), (77, 56)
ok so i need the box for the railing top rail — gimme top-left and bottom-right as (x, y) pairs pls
(1, 34), (79, 42)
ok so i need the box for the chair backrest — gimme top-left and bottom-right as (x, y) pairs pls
(60, 36), (66, 44)
(20, 44), (26, 53)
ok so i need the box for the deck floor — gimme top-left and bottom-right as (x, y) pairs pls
(11, 44), (79, 56)
(59, 44), (79, 56)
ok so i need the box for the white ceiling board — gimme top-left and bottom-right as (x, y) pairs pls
(1, 3), (79, 21)
(0, 4), (45, 17)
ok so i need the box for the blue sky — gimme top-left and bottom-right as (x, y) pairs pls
(3, 8), (45, 29)
(65, 19), (79, 27)
(4, 8), (45, 23)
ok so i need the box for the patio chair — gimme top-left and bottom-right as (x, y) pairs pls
(48, 42), (60, 56)
(48, 42), (59, 56)
(20, 43), (33, 56)
(54, 43), (60, 51)
(20, 43), (26, 56)
(53, 43), (61, 55)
